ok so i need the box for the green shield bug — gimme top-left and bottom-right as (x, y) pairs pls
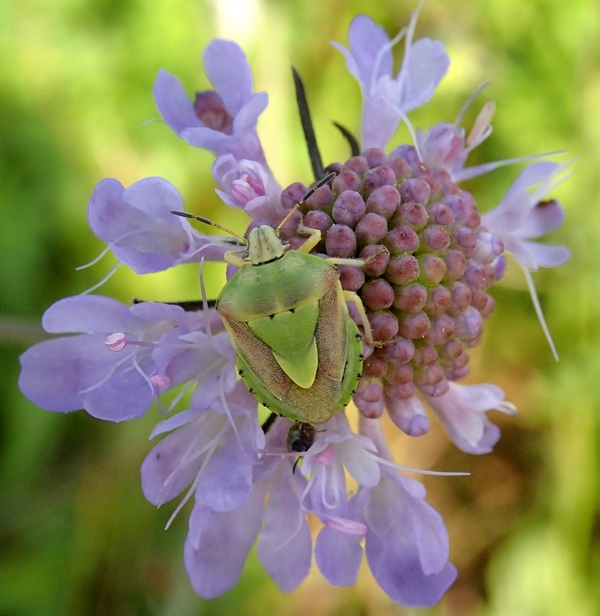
(173, 173), (375, 445)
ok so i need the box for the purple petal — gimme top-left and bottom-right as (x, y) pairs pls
(511, 161), (562, 194)
(83, 354), (155, 421)
(505, 236), (570, 270)
(203, 40), (253, 115)
(19, 334), (110, 412)
(141, 420), (204, 506)
(19, 333), (154, 420)
(425, 382), (515, 454)
(361, 90), (403, 150)
(385, 393), (431, 436)
(335, 15), (392, 87)
(153, 69), (202, 134)
(364, 474), (457, 606)
(88, 177), (195, 274)
(149, 409), (199, 439)
(122, 176), (184, 219)
(257, 469), (312, 592)
(339, 439), (380, 488)
(232, 92), (268, 135)
(483, 162), (563, 232)
(42, 295), (139, 334)
(315, 524), (363, 587)
(129, 301), (187, 323)
(184, 489), (264, 599)
(181, 118), (268, 165)
(523, 242), (571, 268)
(194, 421), (255, 512)
(367, 538), (457, 607)
(153, 327), (235, 396)
(180, 125), (232, 151)
(189, 363), (238, 411)
(511, 199), (565, 239)
(230, 93), (270, 159)
(400, 38), (449, 112)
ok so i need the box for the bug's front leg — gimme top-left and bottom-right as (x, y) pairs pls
(223, 248), (249, 267)
(323, 246), (388, 268)
(294, 223), (323, 254)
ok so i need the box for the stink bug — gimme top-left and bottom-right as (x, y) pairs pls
(173, 174), (374, 432)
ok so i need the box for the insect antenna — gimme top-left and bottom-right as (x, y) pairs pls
(276, 170), (336, 234)
(171, 211), (246, 243)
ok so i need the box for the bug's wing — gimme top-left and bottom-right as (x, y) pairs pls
(248, 303), (319, 389)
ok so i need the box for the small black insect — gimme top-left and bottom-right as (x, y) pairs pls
(286, 421), (316, 453)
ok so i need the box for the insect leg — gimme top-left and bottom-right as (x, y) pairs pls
(223, 248), (249, 267)
(342, 290), (375, 346)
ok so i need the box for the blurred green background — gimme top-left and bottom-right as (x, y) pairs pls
(1, 0), (597, 614)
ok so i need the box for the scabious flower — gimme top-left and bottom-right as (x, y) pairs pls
(19, 8), (570, 608)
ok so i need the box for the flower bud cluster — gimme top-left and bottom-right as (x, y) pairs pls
(281, 146), (504, 416)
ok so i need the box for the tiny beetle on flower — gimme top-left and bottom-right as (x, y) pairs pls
(173, 173), (375, 439)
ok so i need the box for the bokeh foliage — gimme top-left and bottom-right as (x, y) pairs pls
(1, 0), (598, 614)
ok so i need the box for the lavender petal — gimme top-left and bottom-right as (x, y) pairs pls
(256, 468), (312, 592)
(184, 490), (264, 599)
(315, 523), (363, 587)
(153, 69), (202, 134)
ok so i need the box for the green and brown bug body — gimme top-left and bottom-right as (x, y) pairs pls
(217, 232), (365, 424)
(172, 176), (374, 441)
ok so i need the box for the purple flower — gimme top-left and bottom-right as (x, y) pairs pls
(153, 39), (269, 166)
(482, 161), (572, 358)
(88, 177), (231, 274)
(299, 413), (381, 516)
(142, 382), (261, 512)
(424, 382), (516, 454)
(18, 9), (572, 608)
(305, 414), (457, 602)
(417, 93), (498, 181)
(19, 295), (236, 422)
(332, 10), (449, 149)
(482, 161), (571, 271)
(213, 154), (283, 224)
(312, 417), (457, 604)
